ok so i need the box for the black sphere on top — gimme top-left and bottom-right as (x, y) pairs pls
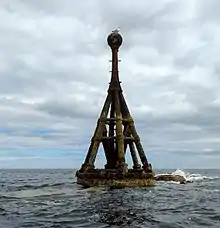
(107, 31), (123, 49)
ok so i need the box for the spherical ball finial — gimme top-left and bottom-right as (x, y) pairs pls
(107, 30), (123, 49)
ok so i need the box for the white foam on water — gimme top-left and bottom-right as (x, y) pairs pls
(155, 168), (219, 183)
(171, 168), (219, 182)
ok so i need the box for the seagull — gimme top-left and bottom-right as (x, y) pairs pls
(112, 27), (120, 33)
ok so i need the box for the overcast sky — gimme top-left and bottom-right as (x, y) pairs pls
(0, 0), (220, 169)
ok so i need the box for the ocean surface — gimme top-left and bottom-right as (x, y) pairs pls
(0, 169), (219, 228)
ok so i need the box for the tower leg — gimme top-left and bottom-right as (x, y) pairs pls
(128, 117), (152, 173)
(114, 91), (127, 174)
(129, 143), (141, 169)
(102, 125), (111, 166)
(79, 94), (111, 172)
(105, 102), (117, 169)
(123, 123), (129, 154)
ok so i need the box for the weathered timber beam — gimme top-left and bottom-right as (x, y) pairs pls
(119, 92), (131, 117)
(114, 90), (125, 167)
(129, 143), (141, 169)
(109, 100), (115, 146)
(107, 97), (117, 169)
(127, 117), (150, 171)
(102, 136), (135, 141)
(102, 125), (110, 160)
(80, 93), (112, 172)
(123, 126), (131, 153)
(106, 118), (130, 122)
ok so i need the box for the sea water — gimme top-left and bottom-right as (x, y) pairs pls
(0, 169), (219, 227)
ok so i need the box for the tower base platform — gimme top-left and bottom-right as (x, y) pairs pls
(76, 169), (155, 188)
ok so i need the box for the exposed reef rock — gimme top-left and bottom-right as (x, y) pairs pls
(154, 174), (187, 184)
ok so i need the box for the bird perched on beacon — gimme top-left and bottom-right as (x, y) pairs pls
(112, 27), (120, 33)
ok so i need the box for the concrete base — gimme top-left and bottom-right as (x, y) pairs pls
(76, 168), (155, 188)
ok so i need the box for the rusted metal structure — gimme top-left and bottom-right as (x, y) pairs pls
(76, 30), (154, 187)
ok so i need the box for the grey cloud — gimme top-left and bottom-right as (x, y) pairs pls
(173, 149), (220, 157)
(0, 0), (220, 168)
(195, 0), (220, 24)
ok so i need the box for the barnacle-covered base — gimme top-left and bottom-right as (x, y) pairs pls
(76, 169), (155, 188)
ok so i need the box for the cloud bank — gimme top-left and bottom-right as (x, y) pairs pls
(0, 0), (220, 168)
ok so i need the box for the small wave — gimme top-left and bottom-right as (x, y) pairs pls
(0, 208), (6, 213)
(156, 169), (219, 183)
(171, 169), (219, 182)
(0, 195), (18, 200)
(172, 169), (219, 182)
(14, 182), (73, 191)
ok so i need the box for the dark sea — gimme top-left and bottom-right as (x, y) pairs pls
(0, 169), (219, 228)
